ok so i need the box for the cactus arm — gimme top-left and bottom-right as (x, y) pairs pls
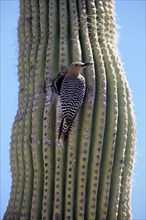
(30, 0), (48, 219)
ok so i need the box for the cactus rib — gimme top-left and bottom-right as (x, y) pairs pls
(75, 0), (95, 218)
(64, 0), (81, 219)
(85, 0), (107, 218)
(42, 0), (59, 218)
(53, 0), (69, 218)
(30, 0), (48, 218)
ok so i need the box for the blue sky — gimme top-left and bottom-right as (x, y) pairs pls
(0, 1), (145, 219)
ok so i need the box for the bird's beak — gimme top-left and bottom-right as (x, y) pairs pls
(82, 62), (94, 68)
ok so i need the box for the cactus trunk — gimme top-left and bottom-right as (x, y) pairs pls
(4, 0), (136, 219)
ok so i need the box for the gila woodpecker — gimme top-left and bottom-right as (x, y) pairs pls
(58, 61), (93, 139)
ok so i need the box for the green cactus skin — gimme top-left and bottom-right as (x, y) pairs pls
(4, 0), (136, 219)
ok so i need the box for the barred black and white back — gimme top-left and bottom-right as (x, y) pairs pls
(58, 74), (86, 139)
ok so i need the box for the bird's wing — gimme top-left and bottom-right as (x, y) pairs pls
(60, 76), (86, 119)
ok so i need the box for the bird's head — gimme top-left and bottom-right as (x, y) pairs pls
(68, 61), (93, 76)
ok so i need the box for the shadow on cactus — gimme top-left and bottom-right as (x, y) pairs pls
(4, 0), (136, 220)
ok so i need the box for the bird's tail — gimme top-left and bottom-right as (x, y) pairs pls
(58, 118), (74, 140)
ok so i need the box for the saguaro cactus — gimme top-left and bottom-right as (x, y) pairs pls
(4, 0), (136, 219)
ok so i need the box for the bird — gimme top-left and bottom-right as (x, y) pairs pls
(58, 61), (93, 140)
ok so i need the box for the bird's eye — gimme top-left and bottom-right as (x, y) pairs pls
(75, 64), (78, 67)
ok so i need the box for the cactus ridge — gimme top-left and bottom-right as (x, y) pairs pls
(14, 2), (31, 215)
(4, 0), (26, 219)
(20, 0), (39, 218)
(85, 1), (107, 219)
(73, 0), (95, 218)
(4, 0), (136, 220)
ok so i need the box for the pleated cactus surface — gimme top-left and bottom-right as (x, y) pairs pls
(4, 0), (136, 220)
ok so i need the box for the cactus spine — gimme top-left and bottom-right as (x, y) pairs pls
(4, 0), (136, 219)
